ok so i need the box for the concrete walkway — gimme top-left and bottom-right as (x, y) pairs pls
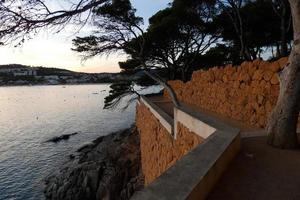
(147, 95), (174, 117)
(147, 95), (300, 200)
(208, 136), (300, 200)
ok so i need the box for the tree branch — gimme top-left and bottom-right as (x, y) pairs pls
(144, 70), (180, 108)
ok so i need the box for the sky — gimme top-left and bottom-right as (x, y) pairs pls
(0, 0), (171, 73)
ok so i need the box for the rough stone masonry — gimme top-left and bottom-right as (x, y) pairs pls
(164, 57), (299, 128)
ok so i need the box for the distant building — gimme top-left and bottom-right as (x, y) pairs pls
(13, 69), (37, 76)
(0, 65), (37, 76)
(44, 75), (59, 80)
(0, 68), (12, 73)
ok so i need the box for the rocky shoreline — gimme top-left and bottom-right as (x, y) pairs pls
(44, 127), (144, 200)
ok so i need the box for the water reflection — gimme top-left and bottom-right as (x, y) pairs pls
(0, 84), (138, 200)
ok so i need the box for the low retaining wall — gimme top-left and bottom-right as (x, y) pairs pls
(136, 102), (204, 185)
(174, 106), (216, 139)
(134, 96), (241, 200)
(164, 57), (297, 128)
(133, 57), (296, 199)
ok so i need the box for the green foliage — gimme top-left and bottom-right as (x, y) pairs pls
(119, 59), (141, 72)
(122, 0), (220, 81)
(214, 0), (292, 59)
(72, 0), (294, 109)
(72, 0), (143, 59)
(95, 0), (142, 25)
(103, 80), (138, 110)
(192, 44), (242, 70)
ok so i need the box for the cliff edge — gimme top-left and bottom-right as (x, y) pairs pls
(44, 127), (143, 200)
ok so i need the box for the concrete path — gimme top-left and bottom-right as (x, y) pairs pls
(208, 136), (300, 200)
(146, 95), (300, 200)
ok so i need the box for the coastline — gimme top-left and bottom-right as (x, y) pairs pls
(44, 126), (144, 200)
(0, 82), (113, 88)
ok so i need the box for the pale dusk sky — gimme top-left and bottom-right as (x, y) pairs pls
(0, 0), (171, 73)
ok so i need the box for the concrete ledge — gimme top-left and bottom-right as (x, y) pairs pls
(187, 132), (240, 200)
(139, 96), (220, 139)
(174, 107), (216, 139)
(133, 96), (241, 200)
(139, 95), (174, 134)
(132, 129), (240, 200)
(178, 103), (238, 132)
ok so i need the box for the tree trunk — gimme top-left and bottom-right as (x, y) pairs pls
(181, 68), (186, 82)
(280, 6), (289, 57)
(267, 0), (300, 149)
(276, 42), (281, 57)
(170, 68), (175, 80)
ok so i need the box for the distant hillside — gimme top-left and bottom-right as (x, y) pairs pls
(0, 64), (94, 75)
(0, 64), (138, 86)
(35, 66), (76, 76)
(0, 64), (29, 69)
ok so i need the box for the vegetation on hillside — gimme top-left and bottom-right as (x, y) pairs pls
(0, 64), (134, 85)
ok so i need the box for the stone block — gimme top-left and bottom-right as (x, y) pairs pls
(270, 74), (279, 85)
(252, 69), (264, 80)
(263, 70), (273, 81)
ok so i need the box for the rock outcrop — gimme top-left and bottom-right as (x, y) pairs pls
(46, 132), (79, 143)
(44, 127), (143, 200)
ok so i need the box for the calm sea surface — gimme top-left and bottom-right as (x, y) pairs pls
(0, 84), (158, 200)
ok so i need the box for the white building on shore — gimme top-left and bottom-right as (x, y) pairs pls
(0, 65), (37, 76)
(13, 69), (37, 76)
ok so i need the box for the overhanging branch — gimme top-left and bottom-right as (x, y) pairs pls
(144, 70), (180, 108)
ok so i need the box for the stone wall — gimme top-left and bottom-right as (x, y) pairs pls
(164, 57), (294, 128)
(136, 103), (204, 185)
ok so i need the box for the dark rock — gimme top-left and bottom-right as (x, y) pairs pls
(44, 127), (144, 200)
(46, 132), (79, 143)
(69, 154), (75, 160)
